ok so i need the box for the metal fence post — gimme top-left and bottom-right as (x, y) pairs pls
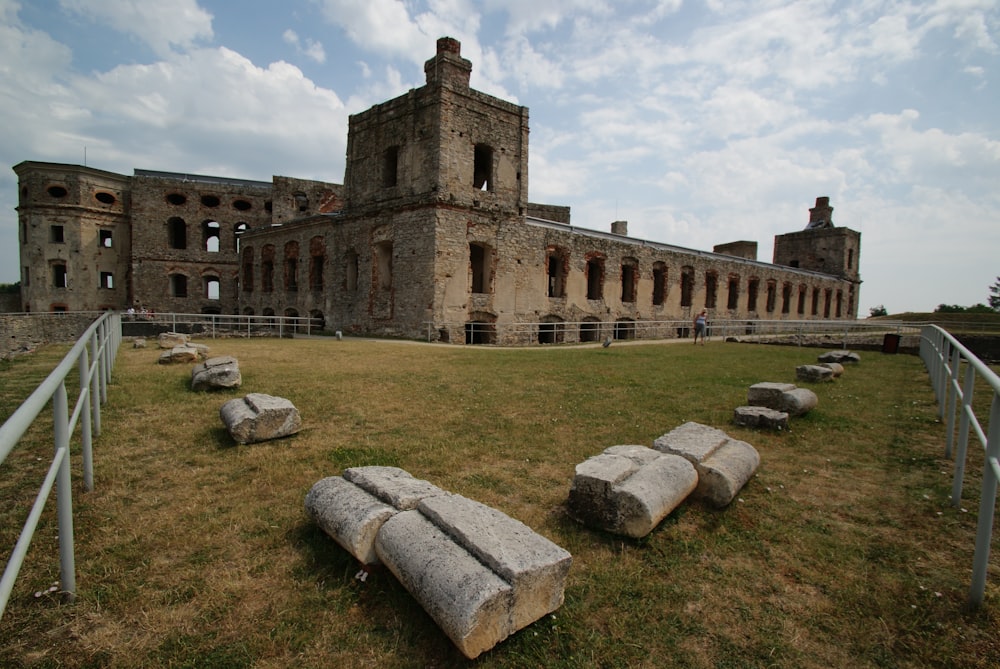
(969, 396), (1000, 608)
(53, 383), (76, 602)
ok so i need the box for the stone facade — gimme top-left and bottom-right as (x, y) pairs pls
(12, 37), (861, 345)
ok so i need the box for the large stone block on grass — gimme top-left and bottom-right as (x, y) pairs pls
(696, 438), (761, 507)
(733, 406), (789, 431)
(818, 350), (860, 364)
(653, 422), (760, 507)
(818, 362), (845, 377)
(747, 383), (817, 417)
(220, 393), (301, 444)
(158, 331), (188, 348)
(796, 364), (834, 383)
(306, 466), (572, 659)
(568, 445), (697, 538)
(191, 355), (242, 391)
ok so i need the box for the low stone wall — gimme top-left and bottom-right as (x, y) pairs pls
(0, 313), (98, 359)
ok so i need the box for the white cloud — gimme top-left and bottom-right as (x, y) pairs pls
(58, 0), (213, 57)
(283, 28), (327, 64)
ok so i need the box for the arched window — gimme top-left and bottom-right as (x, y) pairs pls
(546, 246), (568, 298)
(261, 245), (275, 293)
(284, 241), (299, 292)
(652, 262), (667, 306)
(680, 266), (695, 307)
(727, 274), (740, 310)
(202, 220), (220, 253)
(309, 236), (325, 292)
(242, 247), (254, 293)
(705, 271), (718, 309)
(621, 257), (638, 303)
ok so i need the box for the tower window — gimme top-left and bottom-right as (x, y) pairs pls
(100, 230), (113, 248)
(53, 264), (67, 288)
(50, 225), (64, 243)
(473, 144), (493, 191)
(469, 242), (492, 294)
(384, 146), (399, 187)
(99, 272), (114, 289)
(168, 217), (187, 249)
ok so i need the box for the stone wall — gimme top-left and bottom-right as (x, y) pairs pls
(0, 313), (97, 359)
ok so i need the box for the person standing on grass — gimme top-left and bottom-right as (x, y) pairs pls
(693, 309), (708, 345)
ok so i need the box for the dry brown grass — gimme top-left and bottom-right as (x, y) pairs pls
(1, 337), (998, 668)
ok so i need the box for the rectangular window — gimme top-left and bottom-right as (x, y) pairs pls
(50, 225), (64, 243)
(53, 264), (67, 288)
(100, 229), (113, 248)
(100, 272), (114, 289)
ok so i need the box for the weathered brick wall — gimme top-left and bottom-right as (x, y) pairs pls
(129, 173), (272, 315)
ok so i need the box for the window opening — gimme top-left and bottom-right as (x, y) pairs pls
(310, 236), (325, 291)
(811, 287), (820, 315)
(384, 146), (399, 187)
(586, 256), (604, 300)
(205, 276), (220, 300)
(233, 199), (252, 211)
(614, 320), (636, 340)
(234, 222), (248, 252)
(473, 144), (493, 191)
(261, 244), (275, 293)
(766, 280), (777, 313)
(836, 290), (843, 317)
(680, 266), (694, 307)
(621, 258), (638, 303)
(465, 319), (495, 345)
(705, 271), (717, 309)
(294, 192), (308, 212)
(727, 275), (739, 310)
(538, 318), (565, 345)
(170, 274), (188, 298)
(797, 285), (807, 315)
(547, 247), (567, 298)
(580, 319), (601, 343)
(823, 289), (832, 318)
(747, 278), (759, 312)
(53, 264), (67, 288)
(203, 220), (220, 253)
(47, 185), (67, 198)
(50, 225), (64, 243)
(652, 263), (667, 306)
(201, 194), (220, 208)
(100, 272), (113, 289)
(166, 193), (186, 205)
(168, 217), (187, 249)
(375, 241), (393, 291)
(469, 242), (491, 294)
(284, 241), (299, 292)
(100, 229), (113, 248)
(242, 247), (254, 292)
(781, 283), (792, 314)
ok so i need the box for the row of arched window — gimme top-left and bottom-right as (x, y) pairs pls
(166, 217), (249, 252)
(240, 237), (331, 294)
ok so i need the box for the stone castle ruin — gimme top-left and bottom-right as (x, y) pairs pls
(13, 38), (860, 345)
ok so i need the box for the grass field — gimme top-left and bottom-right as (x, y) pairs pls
(1, 337), (998, 668)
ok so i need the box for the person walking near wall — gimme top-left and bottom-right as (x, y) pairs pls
(693, 309), (707, 345)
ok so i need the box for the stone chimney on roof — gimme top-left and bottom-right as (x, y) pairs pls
(424, 37), (472, 89)
(611, 220), (628, 236)
(806, 196), (834, 229)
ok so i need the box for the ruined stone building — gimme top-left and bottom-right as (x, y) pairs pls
(12, 38), (860, 345)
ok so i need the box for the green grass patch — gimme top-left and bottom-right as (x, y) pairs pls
(1, 338), (998, 668)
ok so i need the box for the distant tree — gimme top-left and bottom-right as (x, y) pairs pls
(0, 281), (20, 294)
(934, 304), (967, 313)
(868, 304), (888, 317)
(990, 276), (1000, 311)
(967, 303), (995, 314)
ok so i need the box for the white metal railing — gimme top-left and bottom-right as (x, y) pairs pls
(0, 311), (121, 621)
(121, 312), (325, 338)
(920, 324), (1000, 608)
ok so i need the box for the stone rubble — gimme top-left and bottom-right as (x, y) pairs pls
(191, 355), (242, 391)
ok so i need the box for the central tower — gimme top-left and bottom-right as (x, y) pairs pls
(342, 37), (529, 218)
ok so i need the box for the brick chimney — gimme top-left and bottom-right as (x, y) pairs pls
(424, 37), (472, 89)
(611, 220), (628, 235)
(806, 196), (834, 229)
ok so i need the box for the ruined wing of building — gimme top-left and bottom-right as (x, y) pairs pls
(12, 37), (860, 345)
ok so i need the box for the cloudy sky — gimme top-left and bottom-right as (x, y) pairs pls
(2, 0), (998, 314)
